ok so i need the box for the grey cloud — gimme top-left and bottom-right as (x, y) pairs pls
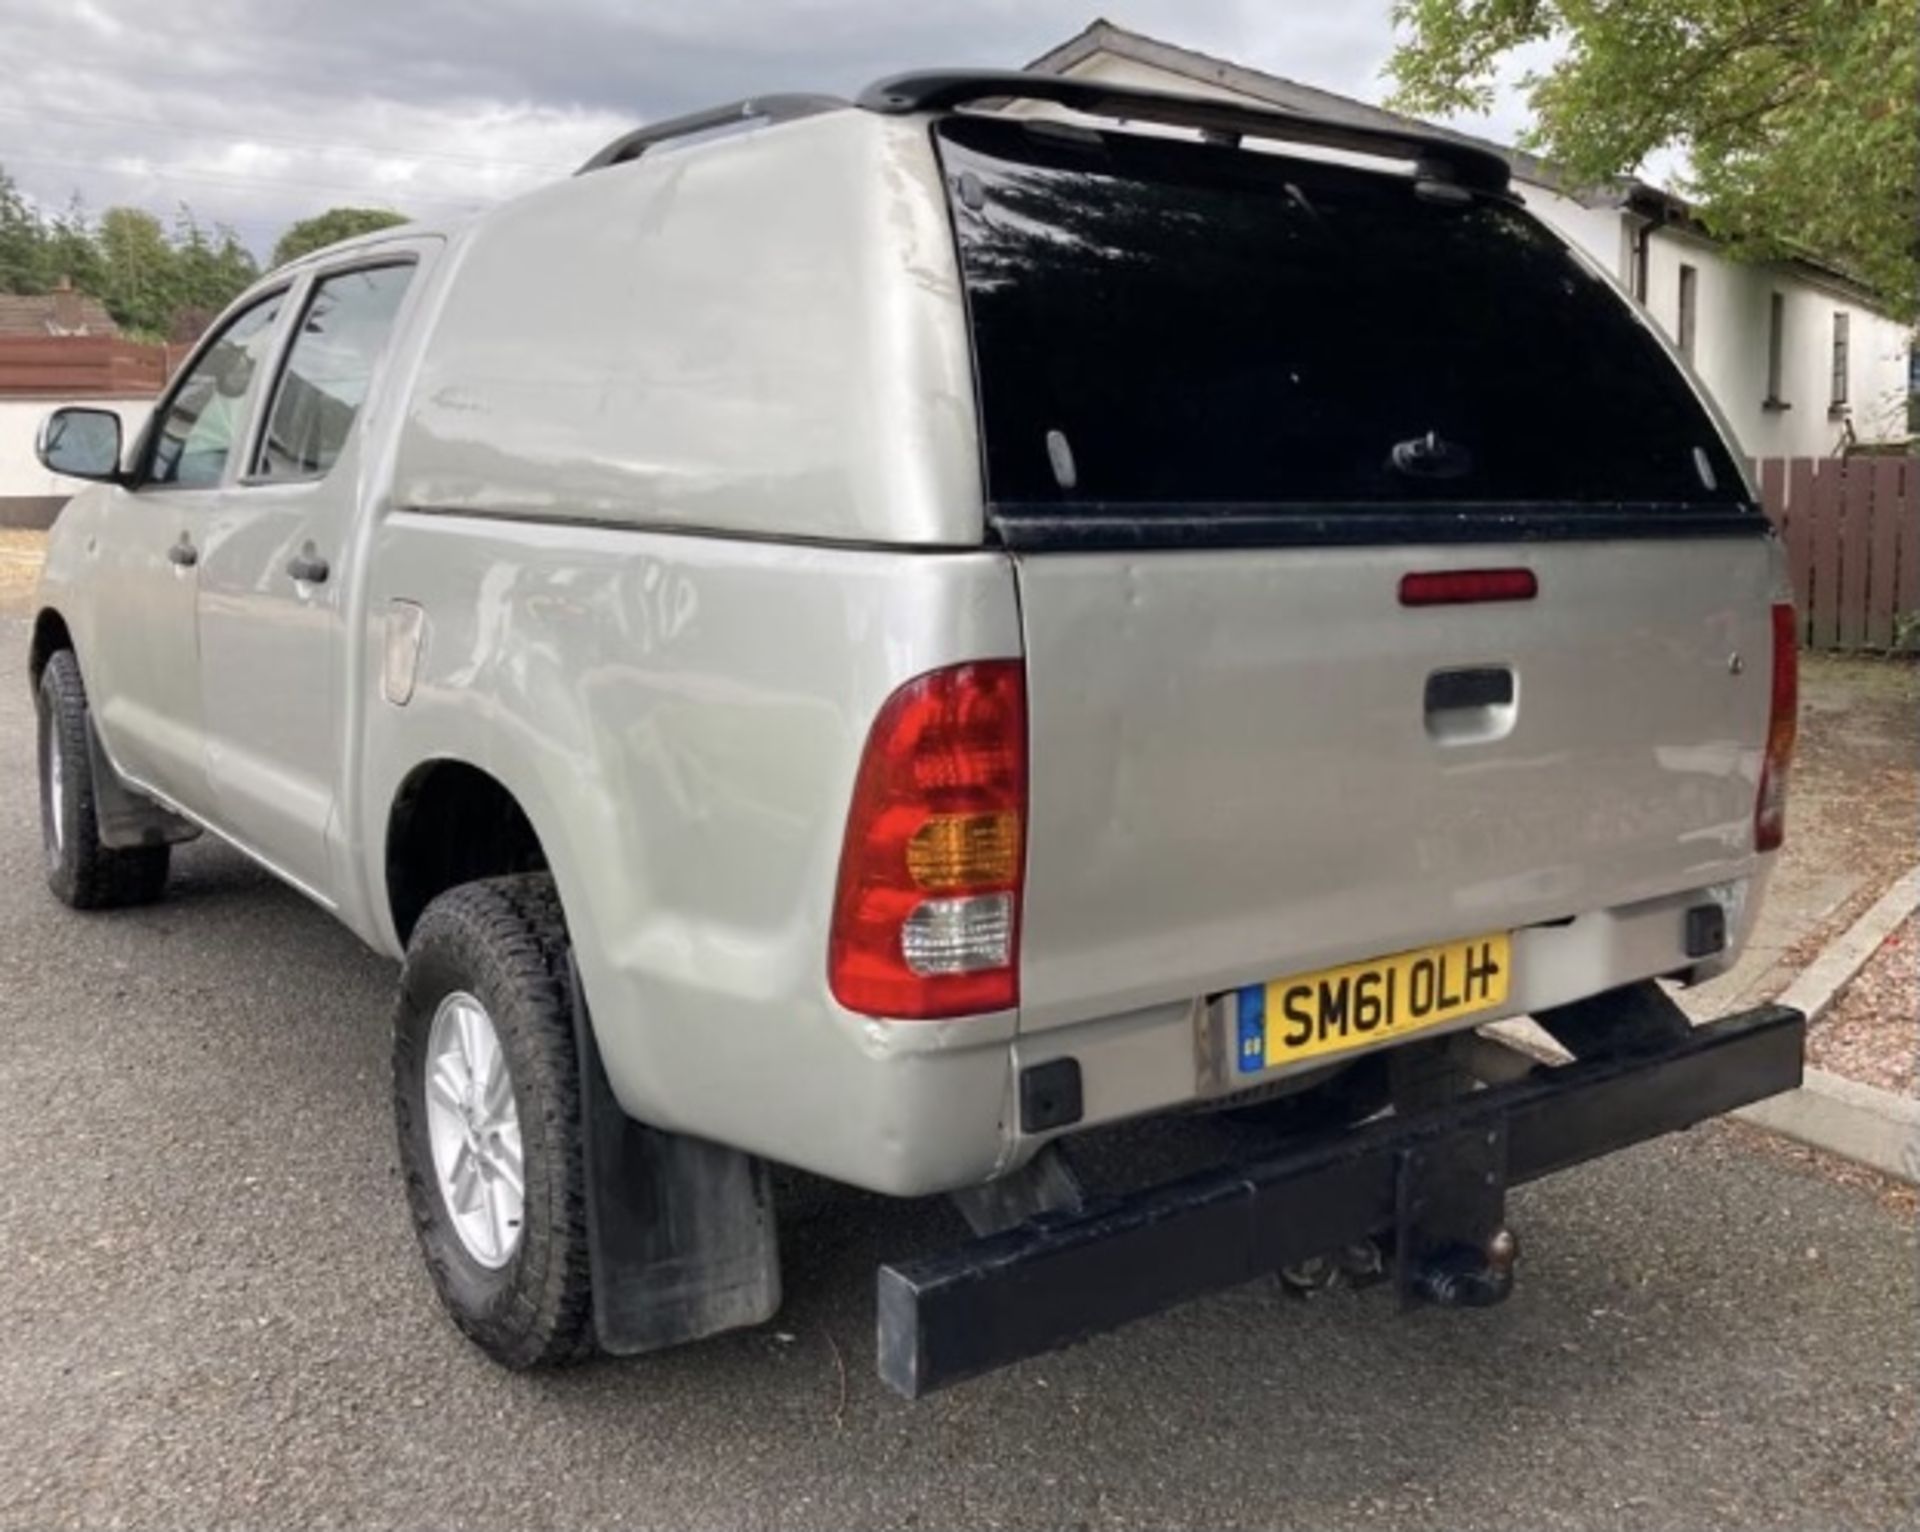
(0, 1), (1498, 258)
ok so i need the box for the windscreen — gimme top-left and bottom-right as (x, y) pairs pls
(935, 117), (1751, 522)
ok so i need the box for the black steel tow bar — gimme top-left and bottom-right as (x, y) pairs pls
(877, 1003), (1804, 1398)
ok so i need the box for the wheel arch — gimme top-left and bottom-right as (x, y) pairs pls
(383, 757), (553, 946)
(28, 607), (73, 689)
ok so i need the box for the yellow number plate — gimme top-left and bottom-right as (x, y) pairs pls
(1234, 933), (1511, 1074)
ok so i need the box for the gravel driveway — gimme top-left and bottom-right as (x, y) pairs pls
(1, 613), (1916, 1531)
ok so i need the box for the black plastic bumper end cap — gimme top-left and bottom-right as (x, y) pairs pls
(1020, 1058), (1083, 1134)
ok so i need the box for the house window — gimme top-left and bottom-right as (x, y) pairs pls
(1676, 264), (1697, 360)
(1830, 311), (1850, 412)
(1764, 292), (1787, 409)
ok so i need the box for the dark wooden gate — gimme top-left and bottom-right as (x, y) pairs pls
(1758, 456), (1919, 651)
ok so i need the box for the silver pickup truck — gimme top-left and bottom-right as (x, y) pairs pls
(27, 71), (1804, 1395)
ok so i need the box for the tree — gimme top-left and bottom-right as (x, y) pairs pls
(1386, 0), (1919, 314)
(95, 207), (180, 338)
(171, 206), (258, 323)
(271, 206), (408, 269)
(0, 168), (50, 293)
(43, 196), (105, 298)
(0, 164), (259, 338)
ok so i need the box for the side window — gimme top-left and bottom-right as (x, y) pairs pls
(146, 295), (285, 488)
(255, 264), (414, 482)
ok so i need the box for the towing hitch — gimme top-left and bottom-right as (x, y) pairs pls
(877, 1003), (1803, 1398)
(1408, 1228), (1519, 1308)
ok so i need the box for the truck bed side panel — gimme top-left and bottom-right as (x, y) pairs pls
(360, 513), (1025, 1194)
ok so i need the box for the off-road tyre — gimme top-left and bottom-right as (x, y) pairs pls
(35, 649), (170, 909)
(393, 873), (596, 1368)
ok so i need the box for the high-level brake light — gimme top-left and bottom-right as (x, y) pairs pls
(1399, 568), (1538, 606)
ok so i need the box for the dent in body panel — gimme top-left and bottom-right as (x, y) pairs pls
(358, 512), (1023, 1192)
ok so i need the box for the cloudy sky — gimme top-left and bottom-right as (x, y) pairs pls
(0, 1), (1549, 259)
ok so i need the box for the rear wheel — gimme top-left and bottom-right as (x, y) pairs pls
(35, 650), (170, 910)
(393, 873), (595, 1368)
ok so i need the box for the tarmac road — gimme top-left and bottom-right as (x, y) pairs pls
(1, 614), (1914, 1531)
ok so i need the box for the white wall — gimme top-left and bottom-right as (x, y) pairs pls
(1515, 183), (1632, 279)
(0, 397), (153, 500)
(1640, 228), (1911, 458)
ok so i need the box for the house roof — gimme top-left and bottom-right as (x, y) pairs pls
(0, 290), (120, 338)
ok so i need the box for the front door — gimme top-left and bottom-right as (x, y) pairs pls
(195, 255), (421, 903)
(85, 291), (289, 814)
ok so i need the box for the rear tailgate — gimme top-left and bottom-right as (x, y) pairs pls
(930, 114), (1779, 1033)
(1014, 537), (1773, 1028)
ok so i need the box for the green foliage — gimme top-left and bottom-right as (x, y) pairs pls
(270, 207), (408, 269)
(1, 172), (35, 290)
(1387, 0), (1920, 314)
(0, 174), (263, 338)
(0, 171), (411, 340)
(95, 208), (180, 337)
(43, 195), (104, 299)
(168, 207), (259, 340)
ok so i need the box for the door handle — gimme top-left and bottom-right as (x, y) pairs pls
(1423, 665), (1517, 744)
(285, 547), (330, 584)
(1424, 667), (1514, 713)
(166, 535), (197, 568)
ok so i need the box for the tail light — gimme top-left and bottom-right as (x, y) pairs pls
(1755, 602), (1797, 852)
(829, 661), (1026, 1018)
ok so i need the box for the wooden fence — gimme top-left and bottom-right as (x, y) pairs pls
(1758, 455), (1919, 652)
(0, 335), (178, 399)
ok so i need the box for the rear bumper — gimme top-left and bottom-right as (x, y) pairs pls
(1010, 875), (1770, 1159)
(877, 1002), (1803, 1398)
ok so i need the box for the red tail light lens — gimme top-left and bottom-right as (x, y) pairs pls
(829, 661), (1026, 1018)
(1755, 602), (1797, 852)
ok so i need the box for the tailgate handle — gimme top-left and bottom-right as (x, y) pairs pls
(1426, 667), (1513, 713)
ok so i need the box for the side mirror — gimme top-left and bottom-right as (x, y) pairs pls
(36, 406), (125, 483)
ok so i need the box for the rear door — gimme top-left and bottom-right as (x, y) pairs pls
(934, 116), (1776, 1031)
(196, 253), (422, 903)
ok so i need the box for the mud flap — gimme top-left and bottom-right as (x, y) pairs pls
(86, 727), (198, 849)
(568, 958), (781, 1354)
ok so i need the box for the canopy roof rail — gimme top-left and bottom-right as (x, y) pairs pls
(856, 70), (1513, 196)
(578, 94), (849, 174)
